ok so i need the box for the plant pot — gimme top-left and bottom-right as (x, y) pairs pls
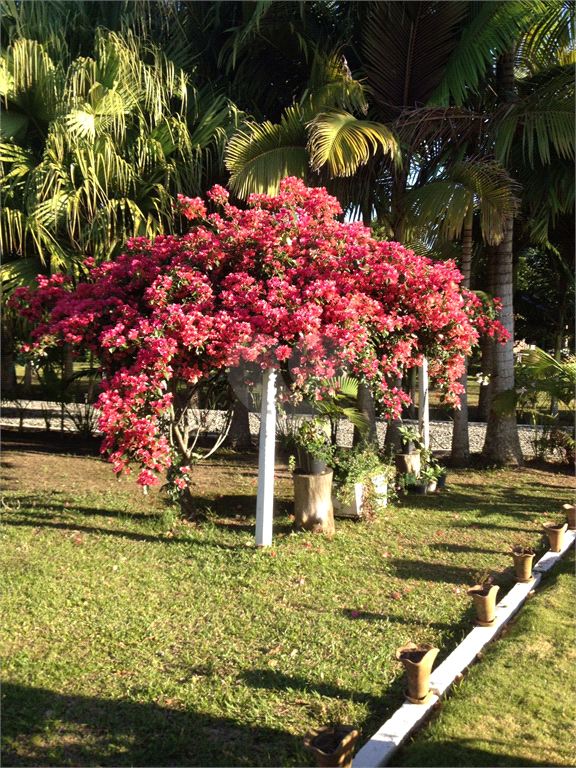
(370, 474), (388, 510)
(511, 547), (535, 582)
(332, 482), (364, 518)
(563, 503), (575, 530)
(542, 522), (568, 552)
(395, 642), (439, 704)
(436, 472), (447, 489)
(409, 481), (435, 494)
(395, 452), (421, 476)
(303, 725), (360, 768)
(297, 446), (326, 475)
(467, 583), (499, 626)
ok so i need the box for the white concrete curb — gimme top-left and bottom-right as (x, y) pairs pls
(353, 530), (576, 768)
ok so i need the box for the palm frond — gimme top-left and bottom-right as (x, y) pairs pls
(494, 66), (575, 166)
(300, 50), (368, 116)
(433, 1), (552, 105)
(307, 109), (400, 176)
(225, 105), (309, 197)
(363, 1), (468, 121)
(0, 256), (45, 292)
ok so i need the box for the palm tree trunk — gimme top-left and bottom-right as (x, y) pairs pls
(482, 219), (523, 464)
(63, 342), (74, 383)
(450, 214), (473, 465)
(477, 244), (497, 421)
(353, 381), (377, 445)
(1, 319), (17, 395)
(227, 366), (253, 448)
(477, 334), (494, 421)
(482, 51), (523, 465)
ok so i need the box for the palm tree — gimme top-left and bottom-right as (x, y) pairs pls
(223, 1), (570, 454)
(401, 158), (520, 463)
(225, 48), (400, 213)
(1, 26), (238, 287)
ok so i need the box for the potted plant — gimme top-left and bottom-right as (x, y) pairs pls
(329, 443), (394, 519)
(419, 462), (443, 493)
(403, 454), (442, 494)
(542, 520), (568, 552)
(395, 642), (439, 705)
(293, 418), (332, 475)
(396, 424), (423, 476)
(436, 466), (448, 489)
(467, 571), (499, 626)
(510, 543), (536, 582)
(303, 725), (360, 768)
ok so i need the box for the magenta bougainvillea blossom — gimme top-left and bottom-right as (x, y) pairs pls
(11, 178), (507, 491)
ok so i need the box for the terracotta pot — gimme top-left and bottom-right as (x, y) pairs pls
(395, 452), (421, 476)
(563, 503), (575, 530)
(303, 725), (360, 768)
(467, 584), (499, 626)
(542, 522), (568, 552)
(395, 642), (439, 704)
(511, 547), (535, 582)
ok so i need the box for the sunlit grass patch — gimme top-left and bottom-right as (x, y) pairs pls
(1, 438), (574, 767)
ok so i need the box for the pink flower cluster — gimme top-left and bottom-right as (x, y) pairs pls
(11, 177), (507, 489)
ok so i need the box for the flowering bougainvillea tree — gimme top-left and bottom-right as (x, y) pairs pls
(11, 177), (507, 503)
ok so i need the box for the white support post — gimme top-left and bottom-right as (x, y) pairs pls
(255, 368), (277, 546)
(418, 358), (429, 450)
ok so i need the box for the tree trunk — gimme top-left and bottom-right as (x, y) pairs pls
(477, 241), (498, 422)
(226, 367), (253, 448)
(353, 381), (377, 446)
(1, 319), (17, 395)
(477, 334), (494, 422)
(63, 342), (74, 383)
(482, 219), (523, 465)
(383, 376), (403, 456)
(23, 364), (33, 394)
(482, 50), (523, 465)
(293, 469), (335, 534)
(228, 397), (252, 448)
(451, 215), (473, 466)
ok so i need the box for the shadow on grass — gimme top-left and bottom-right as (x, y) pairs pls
(240, 667), (391, 710)
(1, 518), (248, 550)
(0, 682), (308, 768)
(388, 558), (481, 584)
(389, 737), (565, 767)
(1, 428), (102, 456)
(426, 542), (506, 555)
(338, 609), (458, 632)
(405, 488), (570, 519)
(3, 500), (165, 522)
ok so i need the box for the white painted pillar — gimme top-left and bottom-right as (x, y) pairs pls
(418, 358), (430, 450)
(255, 368), (277, 546)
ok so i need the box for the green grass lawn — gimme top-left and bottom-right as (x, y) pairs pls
(390, 548), (575, 767)
(1, 431), (574, 767)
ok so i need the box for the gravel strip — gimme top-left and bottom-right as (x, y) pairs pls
(1, 402), (538, 457)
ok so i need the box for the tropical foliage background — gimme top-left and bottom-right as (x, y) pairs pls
(1, 0), (574, 465)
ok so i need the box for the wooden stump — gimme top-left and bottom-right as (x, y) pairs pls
(293, 469), (335, 535)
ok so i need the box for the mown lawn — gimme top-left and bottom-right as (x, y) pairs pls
(390, 548), (575, 767)
(1, 430), (574, 767)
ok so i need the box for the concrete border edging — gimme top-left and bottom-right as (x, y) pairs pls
(352, 530), (576, 768)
